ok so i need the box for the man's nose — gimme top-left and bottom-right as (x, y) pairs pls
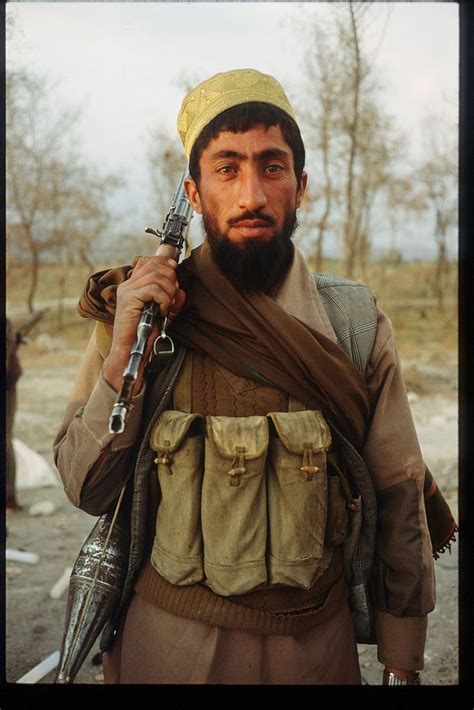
(237, 169), (268, 212)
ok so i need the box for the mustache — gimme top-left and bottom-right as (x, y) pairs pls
(227, 211), (276, 227)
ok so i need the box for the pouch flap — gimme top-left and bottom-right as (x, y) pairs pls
(150, 410), (203, 453)
(268, 410), (332, 454)
(206, 415), (269, 460)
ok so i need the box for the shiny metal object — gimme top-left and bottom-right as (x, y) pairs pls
(382, 670), (421, 685)
(55, 487), (129, 684)
(153, 315), (175, 356)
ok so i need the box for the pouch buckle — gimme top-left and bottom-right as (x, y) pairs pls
(154, 440), (173, 475)
(227, 446), (246, 486)
(300, 443), (320, 481)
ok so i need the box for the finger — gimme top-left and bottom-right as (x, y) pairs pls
(123, 265), (179, 299)
(132, 256), (177, 276)
(136, 271), (179, 301)
(116, 280), (176, 318)
(128, 284), (175, 314)
(129, 265), (178, 292)
(168, 289), (186, 323)
(143, 321), (161, 363)
(129, 267), (178, 290)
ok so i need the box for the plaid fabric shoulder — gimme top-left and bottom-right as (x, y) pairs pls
(313, 273), (378, 374)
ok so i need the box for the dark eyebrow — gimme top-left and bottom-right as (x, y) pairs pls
(210, 148), (290, 161)
(210, 150), (246, 160)
(258, 148), (289, 160)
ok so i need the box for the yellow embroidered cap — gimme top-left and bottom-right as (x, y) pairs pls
(177, 68), (298, 157)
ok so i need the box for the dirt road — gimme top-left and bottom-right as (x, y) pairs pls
(5, 352), (459, 687)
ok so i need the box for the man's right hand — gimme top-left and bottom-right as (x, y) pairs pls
(102, 256), (186, 394)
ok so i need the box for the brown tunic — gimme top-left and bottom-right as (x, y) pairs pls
(102, 593), (361, 684)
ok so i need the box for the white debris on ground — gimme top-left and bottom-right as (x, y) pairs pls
(6, 549), (39, 565)
(15, 651), (60, 684)
(13, 438), (59, 490)
(49, 567), (73, 600)
(28, 500), (57, 517)
(35, 334), (67, 352)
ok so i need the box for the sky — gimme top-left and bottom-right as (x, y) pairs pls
(6, 1), (459, 260)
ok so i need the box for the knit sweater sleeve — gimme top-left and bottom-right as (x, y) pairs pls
(361, 307), (435, 671)
(52, 323), (146, 515)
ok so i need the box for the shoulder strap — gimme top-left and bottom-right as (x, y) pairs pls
(313, 273), (377, 374)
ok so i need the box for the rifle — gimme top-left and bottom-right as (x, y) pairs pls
(16, 308), (49, 345)
(109, 171), (193, 435)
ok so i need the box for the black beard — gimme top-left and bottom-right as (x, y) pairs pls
(203, 211), (298, 295)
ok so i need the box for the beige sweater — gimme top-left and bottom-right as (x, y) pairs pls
(53, 248), (435, 671)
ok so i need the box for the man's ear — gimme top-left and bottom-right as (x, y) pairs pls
(296, 171), (308, 209)
(185, 177), (202, 214)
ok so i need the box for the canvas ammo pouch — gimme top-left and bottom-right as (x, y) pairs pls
(267, 409), (334, 589)
(149, 404), (349, 596)
(149, 410), (205, 585)
(202, 415), (269, 596)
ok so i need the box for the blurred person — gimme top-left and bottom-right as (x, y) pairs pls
(54, 69), (456, 685)
(6, 317), (23, 512)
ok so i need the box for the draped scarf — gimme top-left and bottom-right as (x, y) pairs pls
(169, 242), (371, 449)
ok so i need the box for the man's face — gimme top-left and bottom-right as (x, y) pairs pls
(185, 124), (307, 293)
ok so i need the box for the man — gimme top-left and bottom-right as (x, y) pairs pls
(6, 317), (23, 512)
(54, 69), (453, 685)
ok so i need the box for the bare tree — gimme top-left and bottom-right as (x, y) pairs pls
(384, 175), (426, 253)
(7, 70), (78, 310)
(416, 116), (458, 311)
(351, 99), (408, 276)
(147, 127), (187, 223)
(43, 160), (122, 327)
(339, 2), (371, 277)
(6, 68), (121, 314)
(299, 27), (342, 271)
(333, 1), (402, 278)
(297, 1), (406, 277)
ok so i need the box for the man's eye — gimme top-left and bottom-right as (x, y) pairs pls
(265, 164), (284, 174)
(217, 165), (236, 174)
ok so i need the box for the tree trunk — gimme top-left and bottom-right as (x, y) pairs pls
(57, 266), (66, 330)
(315, 114), (332, 274)
(25, 225), (39, 314)
(343, 236), (357, 279)
(314, 228), (324, 273)
(356, 191), (374, 281)
(314, 190), (332, 273)
(342, 2), (362, 279)
(434, 237), (447, 313)
(79, 246), (94, 271)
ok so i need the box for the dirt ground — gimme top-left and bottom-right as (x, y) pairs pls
(4, 341), (459, 688)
